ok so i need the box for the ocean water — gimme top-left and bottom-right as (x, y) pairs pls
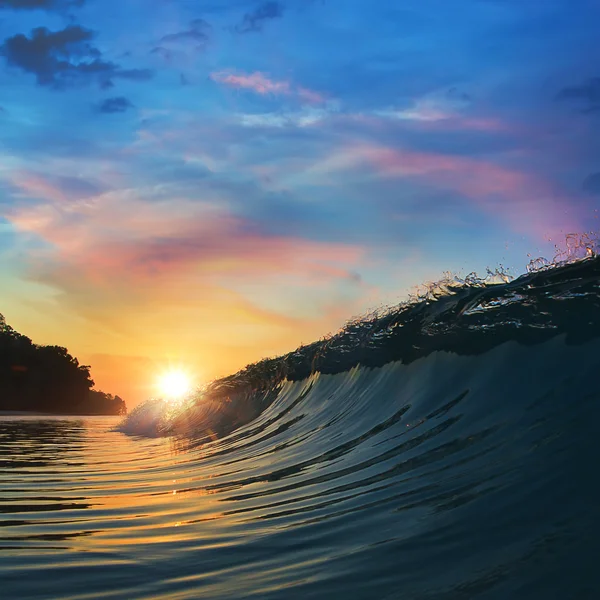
(2, 256), (600, 599)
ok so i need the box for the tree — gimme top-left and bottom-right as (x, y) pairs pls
(0, 313), (126, 414)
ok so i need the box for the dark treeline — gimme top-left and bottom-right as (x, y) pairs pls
(0, 314), (126, 415)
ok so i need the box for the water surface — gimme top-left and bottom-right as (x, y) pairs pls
(2, 338), (600, 599)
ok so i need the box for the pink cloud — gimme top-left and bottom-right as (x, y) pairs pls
(211, 70), (325, 104)
(370, 91), (509, 133)
(5, 186), (364, 289)
(10, 171), (71, 204)
(312, 143), (582, 237)
(212, 71), (290, 95)
(297, 86), (326, 105)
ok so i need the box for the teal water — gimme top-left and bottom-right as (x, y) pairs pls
(2, 335), (600, 599)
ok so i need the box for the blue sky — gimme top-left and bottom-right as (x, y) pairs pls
(1, 0), (599, 404)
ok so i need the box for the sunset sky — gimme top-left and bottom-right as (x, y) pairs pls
(1, 0), (599, 407)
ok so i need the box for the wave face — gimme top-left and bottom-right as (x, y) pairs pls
(4, 256), (600, 599)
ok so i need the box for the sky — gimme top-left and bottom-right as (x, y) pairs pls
(1, 0), (599, 407)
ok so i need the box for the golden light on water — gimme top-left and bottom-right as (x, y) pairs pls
(157, 369), (193, 401)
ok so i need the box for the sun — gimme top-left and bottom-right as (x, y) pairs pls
(157, 369), (192, 401)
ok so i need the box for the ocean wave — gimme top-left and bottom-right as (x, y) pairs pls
(120, 238), (600, 443)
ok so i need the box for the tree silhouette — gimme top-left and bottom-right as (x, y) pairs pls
(0, 313), (126, 415)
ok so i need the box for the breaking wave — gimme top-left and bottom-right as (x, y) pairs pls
(120, 235), (600, 444)
(111, 240), (600, 598)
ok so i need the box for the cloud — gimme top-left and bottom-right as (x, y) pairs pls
(375, 87), (472, 123)
(0, 0), (83, 10)
(8, 170), (109, 203)
(151, 19), (212, 64)
(234, 1), (283, 34)
(98, 96), (134, 114)
(150, 46), (172, 62)
(159, 18), (211, 45)
(582, 172), (600, 195)
(0, 26), (153, 89)
(211, 70), (325, 104)
(556, 77), (600, 113)
(213, 70), (289, 94)
(236, 106), (333, 128)
(3, 168), (364, 282)
(367, 87), (507, 133)
(306, 143), (582, 238)
(3, 188), (367, 343)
